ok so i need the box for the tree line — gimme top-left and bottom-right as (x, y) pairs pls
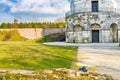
(0, 19), (65, 28)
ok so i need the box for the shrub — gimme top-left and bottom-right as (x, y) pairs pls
(2, 33), (11, 41)
(36, 35), (52, 43)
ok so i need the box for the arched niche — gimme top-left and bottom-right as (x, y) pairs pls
(110, 23), (118, 42)
(73, 25), (82, 32)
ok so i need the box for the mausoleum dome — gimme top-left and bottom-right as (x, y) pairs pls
(70, 0), (117, 14)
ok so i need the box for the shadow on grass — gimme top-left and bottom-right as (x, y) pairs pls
(0, 46), (75, 70)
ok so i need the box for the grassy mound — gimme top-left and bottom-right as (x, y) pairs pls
(0, 29), (26, 41)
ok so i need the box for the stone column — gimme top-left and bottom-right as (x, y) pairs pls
(119, 38), (120, 47)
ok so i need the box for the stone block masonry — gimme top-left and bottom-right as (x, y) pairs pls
(0, 28), (65, 40)
(66, 0), (120, 43)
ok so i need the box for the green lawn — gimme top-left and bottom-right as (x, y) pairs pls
(0, 41), (76, 70)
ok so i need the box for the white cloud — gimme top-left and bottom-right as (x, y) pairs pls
(10, 0), (70, 16)
(0, 0), (70, 22)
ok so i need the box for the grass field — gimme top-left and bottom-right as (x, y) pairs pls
(0, 41), (76, 70)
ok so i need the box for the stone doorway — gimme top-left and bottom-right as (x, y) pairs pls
(92, 30), (99, 43)
(91, 24), (101, 43)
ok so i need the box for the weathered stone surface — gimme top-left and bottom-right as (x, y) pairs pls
(66, 0), (120, 43)
(77, 46), (120, 79)
(0, 68), (114, 79)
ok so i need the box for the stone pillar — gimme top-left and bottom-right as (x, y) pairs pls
(119, 38), (120, 47)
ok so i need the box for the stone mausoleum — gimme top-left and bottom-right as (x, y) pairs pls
(65, 0), (120, 43)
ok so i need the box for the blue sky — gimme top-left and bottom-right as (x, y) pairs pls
(0, 0), (71, 23)
(0, 0), (119, 23)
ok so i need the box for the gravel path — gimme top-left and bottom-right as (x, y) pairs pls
(77, 46), (120, 80)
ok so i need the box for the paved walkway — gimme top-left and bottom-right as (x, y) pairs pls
(44, 42), (119, 47)
(44, 42), (120, 80)
(77, 46), (120, 80)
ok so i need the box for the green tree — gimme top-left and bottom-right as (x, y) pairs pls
(13, 18), (18, 28)
(0, 23), (7, 28)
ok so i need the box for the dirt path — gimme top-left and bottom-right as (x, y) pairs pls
(77, 46), (120, 80)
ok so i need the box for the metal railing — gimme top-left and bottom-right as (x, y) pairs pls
(66, 8), (120, 16)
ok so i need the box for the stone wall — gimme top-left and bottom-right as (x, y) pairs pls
(118, 31), (120, 41)
(66, 12), (120, 43)
(42, 28), (65, 36)
(0, 28), (65, 40)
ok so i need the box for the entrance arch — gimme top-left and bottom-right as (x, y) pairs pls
(91, 24), (101, 43)
(110, 23), (118, 42)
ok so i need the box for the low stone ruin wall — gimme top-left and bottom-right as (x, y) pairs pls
(0, 28), (65, 40)
(0, 68), (114, 80)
